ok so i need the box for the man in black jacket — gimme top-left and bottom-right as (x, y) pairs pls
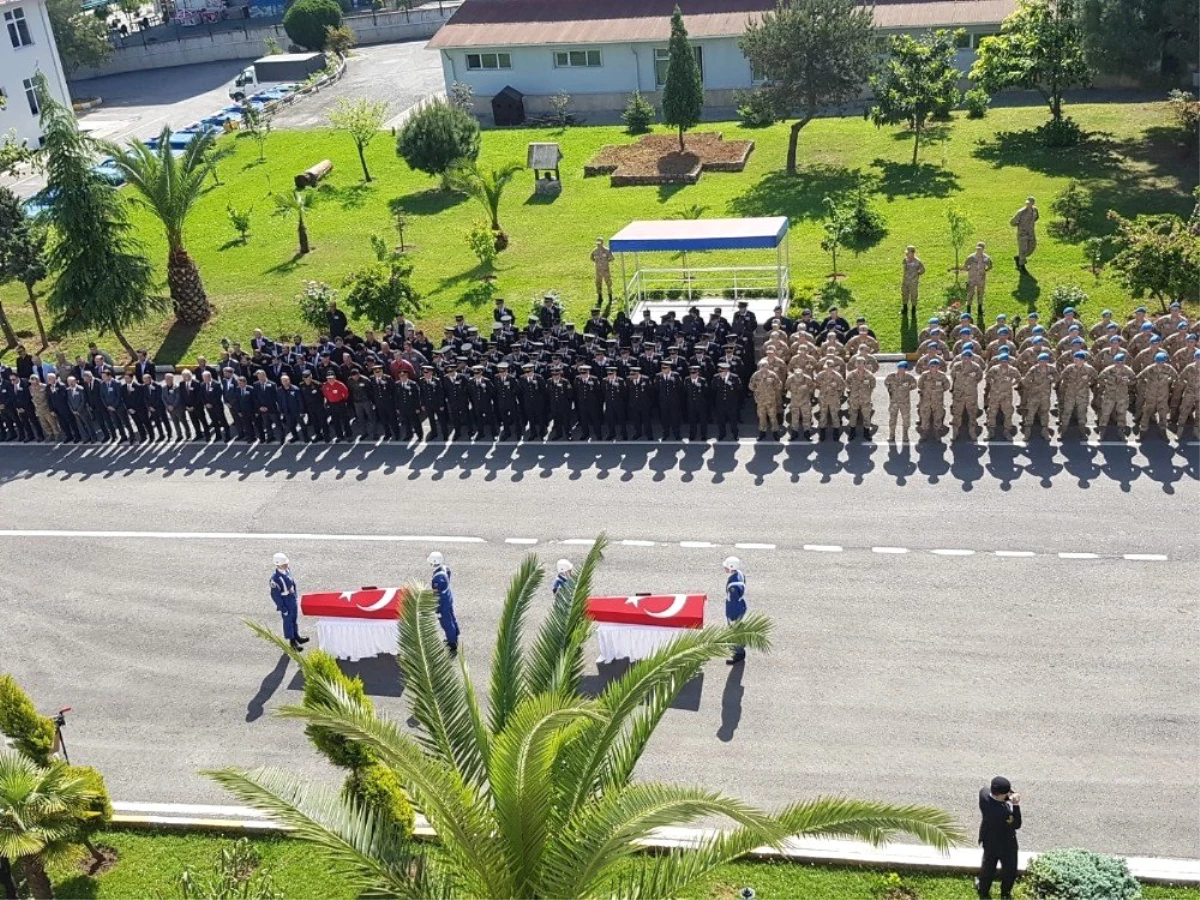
(977, 776), (1022, 900)
(299, 371), (328, 441)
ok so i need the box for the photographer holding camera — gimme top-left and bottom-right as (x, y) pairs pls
(976, 775), (1022, 900)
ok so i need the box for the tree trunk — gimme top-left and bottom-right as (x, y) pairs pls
(1, 857), (19, 900)
(25, 282), (48, 351)
(912, 122), (921, 165)
(356, 143), (372, 182)
(678, 126), (685, 153)
(82, 837), (105, 868)
(785, 113), (814, 175)
(298, 216), (310, 255)
(18, 855), (53, 900)
(166, 246), (211, 325)
(0, 298), (18, 349)
(112, 326), (136, 360)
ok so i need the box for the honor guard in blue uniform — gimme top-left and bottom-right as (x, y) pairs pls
(552, 558), (574, 608)
(722, 556), (747, 665)
(428, 551), (460, 655)
(270, 553), (309, 651)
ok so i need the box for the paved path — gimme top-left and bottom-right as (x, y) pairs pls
(0, 442), (1196, 857)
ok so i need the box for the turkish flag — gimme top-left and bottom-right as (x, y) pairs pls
(586, 594), (705, 629)
(300, 587), (405, 620)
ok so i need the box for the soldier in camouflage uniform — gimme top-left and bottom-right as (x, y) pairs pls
(917, 358), (950, 440)
(985, 354), (1020, 438)
(885, 360), (918, 442)
(815, 359), (846, 440)
(1172, 350), (1200, 434)
(900, 245), (926, 316)
(1020, 353), (1056, 439)
(845, 358), (875, 439)
(1010, 196), (1038, 271)
(1057, 350), (1097, 435)
(785, 368), (815, 439)
(748, 361), (783, 441)
(964, 242), (992, 316)
(949, 348), (983, 440)
(1136, 353), (1176, 436)
(1097, 353), (1135, 436)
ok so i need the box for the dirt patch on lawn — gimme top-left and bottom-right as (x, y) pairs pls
(75, 844), (120, 877)
(584, 133), (754, 186)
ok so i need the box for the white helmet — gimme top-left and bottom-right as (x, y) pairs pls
(273, 552), (289, 567)
(427, 551), (444, 567)
(722, 556), (742, 572)
(556, 559), (573, 575)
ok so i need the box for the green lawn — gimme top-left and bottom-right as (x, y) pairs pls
(44, 828), (1200, 900)
(4, 99), (1195, 362)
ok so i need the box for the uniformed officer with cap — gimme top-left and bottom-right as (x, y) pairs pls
(722, 556), (747, 665)
(269, 553), (309, 651)
(552, 558), (573, 607)
(977, 775), (1021, 900)
(428, 551), (460, 655)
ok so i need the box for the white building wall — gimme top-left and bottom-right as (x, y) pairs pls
(0, 0), (70, 147)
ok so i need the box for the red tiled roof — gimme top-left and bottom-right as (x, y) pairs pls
(428, 0), (1015, 50)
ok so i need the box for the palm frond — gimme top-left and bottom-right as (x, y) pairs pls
(204, 767), (435, 898)
(397, 586), (488, 787)
(525, 534), (607, 698)
(488, 554), (543, 733)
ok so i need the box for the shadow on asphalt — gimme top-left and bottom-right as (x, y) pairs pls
(246, 652), (290, 722)
(581, 660), (703, 712)
(3, 436), (1196, 493)
(282, 653), (406, 698)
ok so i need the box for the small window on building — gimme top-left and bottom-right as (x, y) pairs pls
(554, 48), (602, 68)
(5, 8), (32, 48)
(465, 52), (512, 71)
(654, 46), (703, 86)
(22, 77), (38, 116)
(954, 30), (971, 49)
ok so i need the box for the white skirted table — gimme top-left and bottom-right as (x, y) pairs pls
(299, 587), (404, 662)
(587, 594), (706, 663)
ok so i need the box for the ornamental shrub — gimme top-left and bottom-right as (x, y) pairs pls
(964, 87), (990, 119)
(734, 89), (778, 128)
(283, 0), (342, 51)
(0, 674), (57, 765)
(302, 650), (375, 770)
(1025, 848), (1141, 900)
(296, 280), (336, 332)
(622, 91), (655, 134)
(342, 763), (415, 839)
(396, 99), (480, 186)
(1051, 283), (1088, 319)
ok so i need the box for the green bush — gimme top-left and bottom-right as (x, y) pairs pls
(302, 650), (375, 770)
(342, 763), (415, 840)
(396, 99), (481, 186)
(1050, 179), (1089, 235)
(67, 764), (113, 841)
(1025, 848), (1141, 900)
(175, 838), (282, 900)
(964, 87), (990, 119)
(295, 280), (336, 332)
(1051, 283), (1089, 319)
(466, 220), (498, 268)
(0, 674), (57, 765)
(283, 0), (342, 51)
(622, 91), (655, 134)
(844, 181), (888, 245)
(734, 89), (778, 128)
(1038, 116), (1084, 148)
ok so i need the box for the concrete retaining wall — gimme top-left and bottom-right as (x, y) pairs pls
(69, 4), (458, 80)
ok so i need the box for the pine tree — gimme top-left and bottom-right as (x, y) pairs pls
(661, 6), (705, 152)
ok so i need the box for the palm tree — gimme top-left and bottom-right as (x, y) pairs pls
(105, 126), (214, 325)
(0, 752), (102, 899)
(448, 159), (523, 249)
(273, 192), (311, 256)
(209, 537), (962, 899)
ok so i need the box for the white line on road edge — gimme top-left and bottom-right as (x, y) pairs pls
(1123, 554), (1169, 561)
(0, 529), (486, 543)
(735, 542), (777, 550)
(504, 538), (538, 545)
(803, 544), (843, 553)
(1059, 552), (1101, 560)
(872, 547), (909, 554)
(931, 549), (975, 556)
(621, 539), (657, 547)
(679, 541), (716, 548)
(994, 550), (1037, 558)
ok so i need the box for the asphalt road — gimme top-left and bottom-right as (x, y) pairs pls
(0, 441), (1196, 857)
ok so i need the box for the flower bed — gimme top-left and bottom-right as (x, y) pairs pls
(584, 132), (754, 186)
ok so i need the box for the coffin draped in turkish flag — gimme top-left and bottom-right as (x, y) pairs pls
(300, 587), (405, 620)
(586, 594), (705, 629)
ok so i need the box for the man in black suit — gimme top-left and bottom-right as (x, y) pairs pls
(134, 349), (156, 382)
(977, 776), (1022, 900)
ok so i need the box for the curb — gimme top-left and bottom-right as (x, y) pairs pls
(73, 96), (103, 112)
(110, 803), (1200, 886)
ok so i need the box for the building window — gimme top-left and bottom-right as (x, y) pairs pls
(5, 9), (32, 48)
(23, 78), (38, 116)
(465, 52), (511, 71)
(553, 49), (602, 68)
(654, 46), (703, 87)
(954, 30), (972, 49)
(748, 56), (765, 84)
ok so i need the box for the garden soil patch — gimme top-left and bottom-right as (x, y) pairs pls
(584, 132), (754, 186)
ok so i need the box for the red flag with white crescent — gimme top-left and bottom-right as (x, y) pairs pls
(300, 588), (405, 620)
(585, 594), (705, 629)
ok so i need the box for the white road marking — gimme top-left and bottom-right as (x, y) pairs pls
(679, 541), (716, 548)
(1059, 552), (1100, 560)
(803, 544), (843, 553)
(504, 538), (538, 545)
(621, 539), (657, 547)
(0, 530), (486, 543)
(560, 538), (597, 546)
(931, 549), (975, 556)
(872, 547), (909, 554)
(735, 542), (777, 550)
(1123, 554), (1168, 561)
(994, 550), (1037, 558)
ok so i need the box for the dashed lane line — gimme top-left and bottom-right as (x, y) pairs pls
(504, 537), (538, 545)
(803, 544), (844, 553)
(932, 549), (976, 557)
(994, 550), (1037, 558)
(0, 529), (486, 544)
(1123, 553), (1169, 561)
(735, 542), (777, 550)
